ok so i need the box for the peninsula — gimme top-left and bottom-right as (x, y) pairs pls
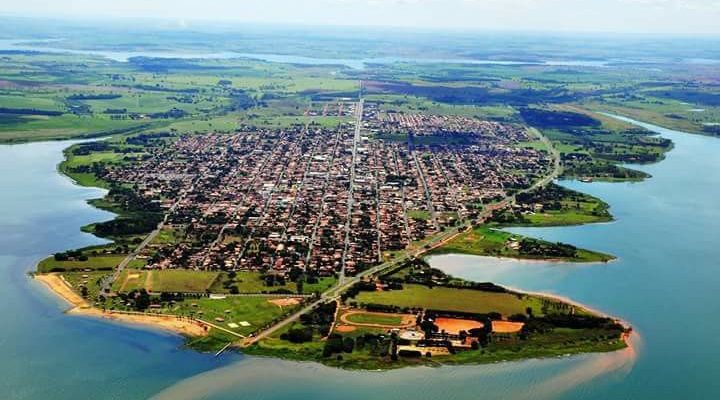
(1, 46), (687, 369)
(30, 80), (636, 368)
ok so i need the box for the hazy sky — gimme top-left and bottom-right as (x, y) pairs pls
(2, 0), (719, 35)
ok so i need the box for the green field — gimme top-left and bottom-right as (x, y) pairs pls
(355, 284), (544, 317)
(169, 296), (299, 336)
(407, 209), (431, 221)
(523, 207), (610, 226)
(431, 226), (614, 262)
(151, 227), (186, 245)
(0, 114), (150, 143)
(209, 271), (336, 294)
(113, 269), (220, 293)
(445, 327), (627, 365)
(243, 322), (326, 360)
(344, 312), (406, 326)
(37, 254), (144, 273)
(507, 184), (613, 227)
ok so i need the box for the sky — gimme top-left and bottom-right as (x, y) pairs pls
(1, 0), (719, 35)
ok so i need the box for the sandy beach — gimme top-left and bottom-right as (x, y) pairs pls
(35, 273), (209, 337)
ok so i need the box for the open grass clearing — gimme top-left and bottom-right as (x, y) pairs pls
(341, 310), (415, 327)
(355, 284), (544, 317)
(170, 296), (299, 336)
(431, 226), (613, 262)
(38, 254), (144, 273)
(209, 271), (336, 294)
(114, 269), (220, 293)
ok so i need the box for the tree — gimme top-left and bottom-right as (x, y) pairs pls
(133, 289), (151, 311)
(285, 327), (314, 343)
(342, 337), (355, 353)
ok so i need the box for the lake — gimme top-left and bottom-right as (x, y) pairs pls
(1, 118), (718, 399)
(0, 39), (612, 68)
(0, 141), (238, 399)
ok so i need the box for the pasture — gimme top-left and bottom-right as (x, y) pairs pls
(355, 284), (543, 317)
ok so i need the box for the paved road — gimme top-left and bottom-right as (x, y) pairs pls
(339, 99), (364, 283)
(101, 187), (192, 293)
(411, 148), (439, 230)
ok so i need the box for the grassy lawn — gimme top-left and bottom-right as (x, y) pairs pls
(343, 312), (405, 326)
(169, 296), (298, 336)
(303, 277), (338, 294)
(37, 254), (144, 273)
(523, 208), (610, 226)
(151, 227), (186, 245)
(185, 329), (239, 352)
(355, 284), (544, 317)
(64, 171), (109, 188)
(447, 328), (627, 365)
(407, 209), (431, 221)
(430, 227), (515, 256)
(431, 226), (613, 262)
(243, 322), (326, 360)
(114, 269), (220, 293)
(150, 270), (220, 293)
(209, 271), (336, 294)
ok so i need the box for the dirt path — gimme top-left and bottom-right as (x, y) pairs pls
(144, 270), (154, 292)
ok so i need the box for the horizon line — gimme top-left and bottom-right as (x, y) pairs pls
(2, 13), (720, 38)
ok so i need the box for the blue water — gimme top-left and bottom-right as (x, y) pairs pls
(0, 141), (238, 399)
(0, 39), (611, 68)
(2, 118), (719, 399)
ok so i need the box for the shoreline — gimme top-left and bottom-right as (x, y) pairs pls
(244, 279), (635, 372)
(37, 126), (631, 368)
(427, 252), (619, 266)
(34, 273), (209, 338)
(503, 283), (634, 332)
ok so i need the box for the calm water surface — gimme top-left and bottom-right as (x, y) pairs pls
(0, 141), (237, 399)
(0, 39), (611, 68)
(2, 118), (719, 399)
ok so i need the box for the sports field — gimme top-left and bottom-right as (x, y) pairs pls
(434, 317), (484, 334)
(341, 310), (415, 327)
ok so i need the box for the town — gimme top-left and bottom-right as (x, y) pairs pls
(102, 101), (552, 281)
